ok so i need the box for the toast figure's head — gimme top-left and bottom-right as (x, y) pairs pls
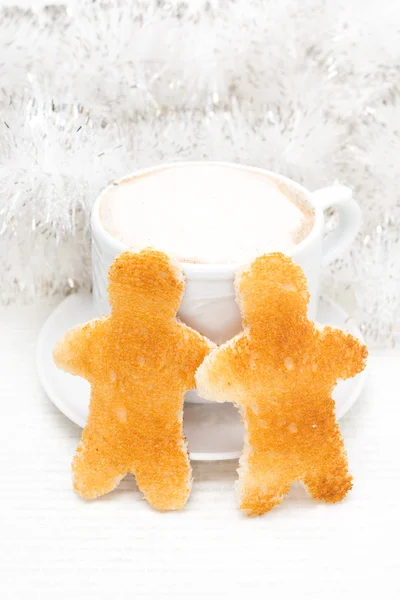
(107, 249), (184, 320)
(236, 253), (310, 335)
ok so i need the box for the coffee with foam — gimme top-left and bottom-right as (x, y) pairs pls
(100, 164), (314, 264)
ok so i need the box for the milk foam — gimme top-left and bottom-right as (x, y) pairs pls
(100, 164), (313, 263)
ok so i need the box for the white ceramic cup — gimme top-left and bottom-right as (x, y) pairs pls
(91, 161), (361, 403)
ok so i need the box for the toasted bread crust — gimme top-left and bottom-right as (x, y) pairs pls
(54, 249), (213, 510)
(196, 253), (367, 516)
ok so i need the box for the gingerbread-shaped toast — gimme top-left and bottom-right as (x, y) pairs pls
(54, 249), (213, 510)
(196, 253), (367, 516)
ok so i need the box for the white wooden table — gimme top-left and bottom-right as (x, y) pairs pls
(1, 304), (399, 599)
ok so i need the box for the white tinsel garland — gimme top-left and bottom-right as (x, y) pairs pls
(0, 0), (399, 346)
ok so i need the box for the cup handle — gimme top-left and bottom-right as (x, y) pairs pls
(312, 184), (361, 267)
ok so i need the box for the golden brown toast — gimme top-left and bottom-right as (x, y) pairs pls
(54, 249), (213, 510)
(196, 253), (368, 516)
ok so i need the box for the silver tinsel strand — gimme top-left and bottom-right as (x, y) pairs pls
(0, 0), (399, 346)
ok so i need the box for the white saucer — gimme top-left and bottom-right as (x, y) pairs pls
(37, 293), (367, 461)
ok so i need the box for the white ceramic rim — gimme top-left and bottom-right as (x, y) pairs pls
(91, 161), (324, 280)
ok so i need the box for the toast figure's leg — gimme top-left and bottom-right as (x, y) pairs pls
(238, 462), (292, 516)
(237, 432), (293, 516)
(303, 441), (352, 503)
(72, 426), (127, 499)
(131, 421), (192, 511)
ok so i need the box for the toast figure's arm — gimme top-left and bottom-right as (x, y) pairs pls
(176, 325), (215, 390)
(196, 334), (246, 403)
(53, 319), (105, 379)
(318, 326), (368, 381)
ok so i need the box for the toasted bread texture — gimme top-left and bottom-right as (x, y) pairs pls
(54, 249), (213, 510)
(196, 253), (368, 516)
